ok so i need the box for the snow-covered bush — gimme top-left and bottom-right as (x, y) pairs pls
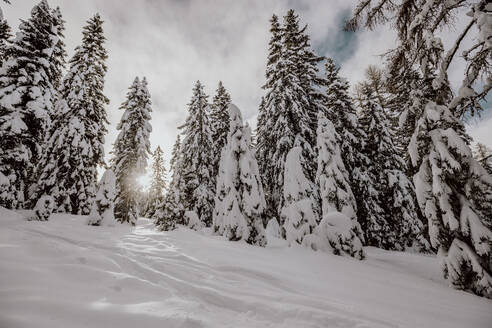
(186, 210), (203, 231)
(0, 172), (8, 206)
(88, 170), (117, 226)
(213, 104), (266, 246)
(265, 218), (287, 247)
(303, 212), (364, 259)
(32, 195), (55, 221)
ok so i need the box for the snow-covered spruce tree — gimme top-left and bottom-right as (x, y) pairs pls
(111, 77), (152, 225)
(144, 145), (167, 218)
(256, 11), (320, 241)
(323, 58), (368, 243)
(30, 194), (55, 221)
(292, 11), (326, 142)
(30, 14), (108, 214)
(303, 112), (364, 259)
(371, 64), (432, 246)
(348, 0), (492, 298)
(474, 143), (492, 175)
(87, 169), (116, 226)
(169, 134), (181, 174)
(256, 15), (281, 221)
(354, 65), (409, 155)
(0, 4), (12, 67)
(0, 0), (66, 209)
(154, 135), (183, 231)
(410, 101), (492, 297)
(280, 143), (319, 245)
(358, 85), (428, 251)
(178, 81), (215, 227)
(210, 81), (231, 178)
(213, 104), (266, 245)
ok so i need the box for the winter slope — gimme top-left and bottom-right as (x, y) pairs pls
(0, 208), (491, 328)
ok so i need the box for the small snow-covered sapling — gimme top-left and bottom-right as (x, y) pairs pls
(33, 195), (55, 221)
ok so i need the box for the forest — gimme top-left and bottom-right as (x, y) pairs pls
(0, 0), (491, 305)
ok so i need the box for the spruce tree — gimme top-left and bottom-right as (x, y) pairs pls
(0, 0), (66, 209)
(0, 4), (12, 67)
(256, 15), (281, 220)
(144, 145), (166, 218)
(87, 169), (116, 227)
(295, 13), (325, 141)
(213, 104), (266, 245)
(280, 145), (319, 244)
(358, 85), (428, 251)
(178, 81), (215, 227)
(256, 11), (320, 241)
(111, 77), (152, 225)
(210, 81), (231, 178)
(30, 14), (108, 214)
(474, 143), (492, 175)
(154, 135), (183, 231)
(323, 58), (368, 243)
(410, 100), (492, 297)
(348, 0), (492, 298)
(169, 134), (181, 174)
(302, 112), (364, 259)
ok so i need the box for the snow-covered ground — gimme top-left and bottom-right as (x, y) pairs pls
(0, 207), (491, 328)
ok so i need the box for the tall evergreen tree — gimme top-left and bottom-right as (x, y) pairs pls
(296, 15), (325, 141)
(323, 58), (368, 243)
(256, 11), (320, 241)
(111, 77), (152, 225)
(154, 134), (183, 231)
(358, 85), (428, 251)
(348, 0), (492, 298)
(144, 145), (167, 218)
(179, 81), (215, 226)
(280, 144), (319, 244)
(0, 4), (12, 67)
(304, 112), (364, 259)
(169, 134), (181, 174)
(0, 0), (66, 209)
(210, 81), (231, 178)
(256, 15), (281, 220)
(30, 14), (108, 214)
(213, 104), (266, 245)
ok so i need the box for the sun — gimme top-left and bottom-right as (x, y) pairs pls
(137, 174), (152, 191)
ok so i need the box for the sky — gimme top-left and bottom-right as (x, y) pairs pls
(2, 0), (490, 187)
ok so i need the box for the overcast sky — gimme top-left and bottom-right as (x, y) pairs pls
(2, 0), (490, 184)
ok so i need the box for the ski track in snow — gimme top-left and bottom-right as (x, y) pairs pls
(0, 209), (491, 328)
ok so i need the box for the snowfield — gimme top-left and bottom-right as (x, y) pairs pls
(0, 207), (491, 328)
